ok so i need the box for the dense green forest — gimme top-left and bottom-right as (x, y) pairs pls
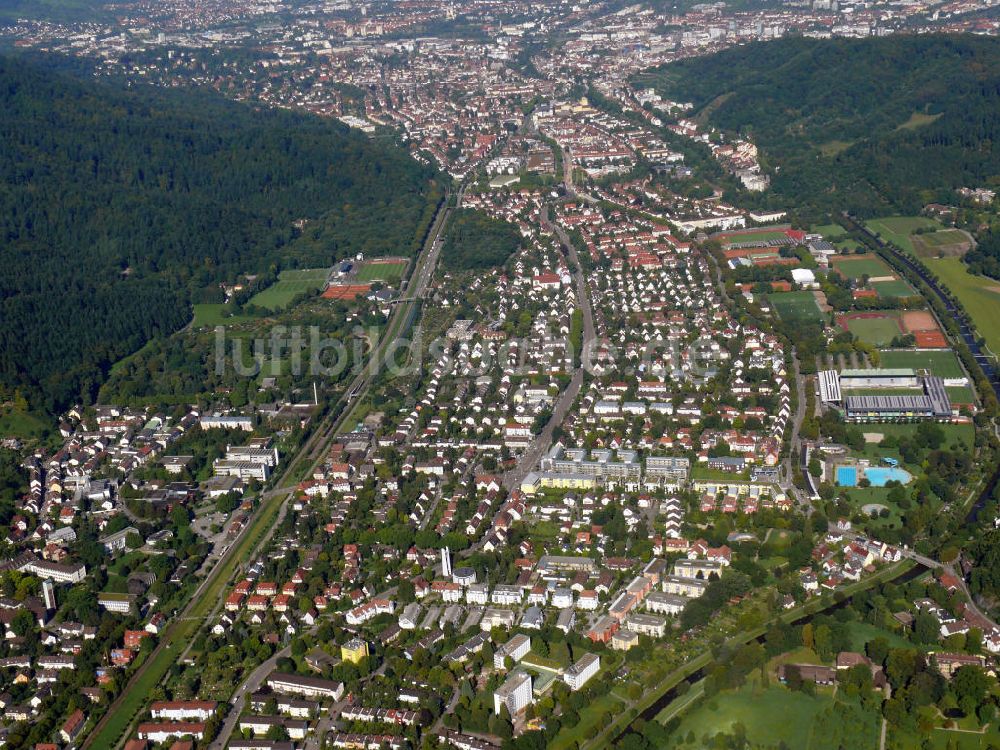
(440, 208), (522, 270)
(0, 54), (440, 415)
(632, 35), (1000, 218)
(0, 0), (108, 22)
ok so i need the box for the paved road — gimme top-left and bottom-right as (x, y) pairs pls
(501, 203), (595, 493)
(209, 644), (292, 750)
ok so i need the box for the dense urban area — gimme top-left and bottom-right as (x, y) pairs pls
(2, 0), (1000, 748)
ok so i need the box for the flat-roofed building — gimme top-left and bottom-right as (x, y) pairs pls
(494, 634), (531, 669)
(265, 672), (344, 700)
(564, 653), (600, 690)
(493, 672), (532, 716)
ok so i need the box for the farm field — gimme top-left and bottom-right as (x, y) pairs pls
(922, 256), (1000, 356)
(830, 253), (892, 279)
(846, 315), (900, 345)
(866, 216), (942, 254)
(770, 291), (824, 323)
(249, 268), (331, 311)
(910, 229), (972, 258)
(879, 349), (966, 379)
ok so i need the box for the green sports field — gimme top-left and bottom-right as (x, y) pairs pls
(811, 223), (849, 239)
(769, 291), (824, 323)
(871, 278), (915, 298)
(249, 268), (331, 311)
(829, 253), (891, 279)
(356, 260), (407, 282)
(865, 216), (942, 254)
(879, 348), (965, 378)
(846, 316), (901, 345)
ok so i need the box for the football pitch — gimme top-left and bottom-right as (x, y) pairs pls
(879, 349), (965, 379)
(356, 260), (407, 282)
(249, 268), (331, 310)
(770, 291), (823, 323)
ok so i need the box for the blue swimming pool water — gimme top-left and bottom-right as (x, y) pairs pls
(864, 467), (912, 486)
(836, 466), (857, 487)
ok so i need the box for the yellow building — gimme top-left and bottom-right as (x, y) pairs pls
(341, 637), (369, 665)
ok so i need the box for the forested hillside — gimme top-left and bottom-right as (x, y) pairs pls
(0, 54), (440, 414)
(632, 35), (1000, 217)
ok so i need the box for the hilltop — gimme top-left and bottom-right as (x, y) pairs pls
(632, 35), (1000, 216)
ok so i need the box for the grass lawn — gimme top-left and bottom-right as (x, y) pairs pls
(812, 223), (850, 239)
(841, 621), (912, 652)
(663, 684), (831, 748)
(891, 725), (1000, 750)
(0, 409), (49, 439)
(356, 260), (407, 282)
(922, 256), (1000, 356)
(871, 278), (915, 298)
(847, 316), (901, 345)
(911, 229), (972, 258)
(830, 253), (891, 279)
(770, 291), (824, 324)
(249, 268), (330, 311)
(550, 693), (626, 750)
(866, 216), (943, 254)
(879, 349), (966, 379)
(191, 303), (255, 327)
(865, 422), (974, 451)
(722, 229), (791, 243)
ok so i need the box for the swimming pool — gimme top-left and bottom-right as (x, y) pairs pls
(836, 466), (858, 487)
(864, 467), (912, 486)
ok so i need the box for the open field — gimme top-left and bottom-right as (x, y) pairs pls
(896, 110), (943, 131)
(718, 228), (794, 244)
(922, 256), (1000, 356)
(811, 223), (849, 239)
(871, 278), (915, 298)
(770, 291), (824, 323)
(249, 268), (330, 311)
(843, 313), (901, 345)
(865, 422), (975, 451)
(830, 253), (892, 279)
(356, 259), (407, 282)
(191, 303), (257, 327)
(0, 409), (49, 439)
(879, 348), (966, 379)
(866, 216), (942, 254)
(911, 229), (972, 258)
(891, 725), (1000, 750)
(661, 684), (862, 750)
(550, 693), (627, 750)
